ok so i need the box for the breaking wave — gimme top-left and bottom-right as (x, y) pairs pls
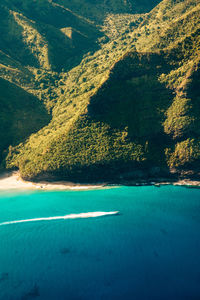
(0, 211), (119, 226)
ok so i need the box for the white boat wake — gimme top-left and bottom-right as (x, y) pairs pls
(0, 211), (119, 226)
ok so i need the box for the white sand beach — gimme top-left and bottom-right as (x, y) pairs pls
(0, 172), (105, 191)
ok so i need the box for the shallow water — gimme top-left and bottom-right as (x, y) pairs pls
(0, 186), (200, 300)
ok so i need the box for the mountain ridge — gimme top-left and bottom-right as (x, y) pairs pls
(1, 0), (200, 182)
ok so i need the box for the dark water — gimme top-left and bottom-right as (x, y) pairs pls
(0, 185), (200, 300)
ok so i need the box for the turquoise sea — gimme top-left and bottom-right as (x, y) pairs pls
(0, 185), (200, 300)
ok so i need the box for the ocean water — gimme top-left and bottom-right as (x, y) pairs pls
(0, 186), (200, 300)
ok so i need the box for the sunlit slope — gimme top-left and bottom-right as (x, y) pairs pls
(5, 0), (200, 181)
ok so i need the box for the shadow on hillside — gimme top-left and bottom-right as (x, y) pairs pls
(0, 78), (50, 162)
(88, 51), (174, 166)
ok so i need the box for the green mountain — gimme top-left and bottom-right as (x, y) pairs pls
(55, 0), (161, 22)
(1, 0), (200, 182)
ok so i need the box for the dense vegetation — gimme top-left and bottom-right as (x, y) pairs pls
(1, 0), (200, 181)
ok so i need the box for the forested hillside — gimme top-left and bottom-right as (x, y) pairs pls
(55, 0), (161, 21)
(1, 0), (200, 182)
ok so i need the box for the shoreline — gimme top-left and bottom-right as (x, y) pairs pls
(0, 171), (200, 192)
(0, 172), (107, 191)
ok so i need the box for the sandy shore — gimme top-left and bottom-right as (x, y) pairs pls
(123, 179), (200, 188)
(0, 172), (106, 191)
(172, 179), (200, 187)
(0, 171), (200, 192)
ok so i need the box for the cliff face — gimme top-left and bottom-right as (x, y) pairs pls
(1, 0), (200, 181)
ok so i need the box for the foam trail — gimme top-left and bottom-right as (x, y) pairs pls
(0, 211), (119, 226)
